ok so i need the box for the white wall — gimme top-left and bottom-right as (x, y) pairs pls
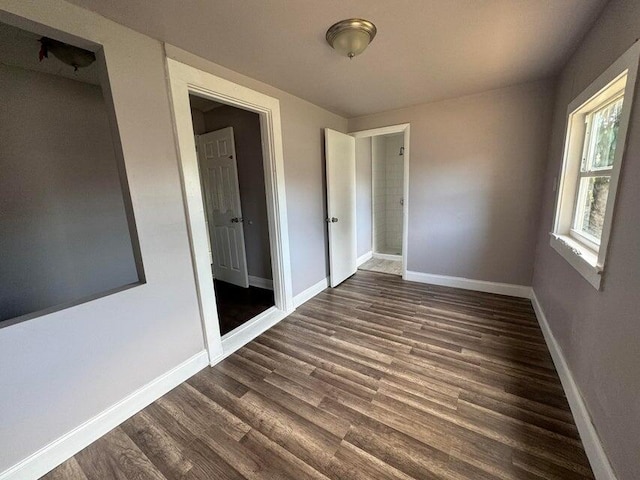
(355, 137), (372, 257)
(349, 80), (555, 286)
(372, 136), (386, 253)
(0, 64), (139, 323)
(356, 133), (404, 255)
(382, 134), (404, 254)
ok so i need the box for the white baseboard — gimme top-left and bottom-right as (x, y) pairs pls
(1, 351), (209, 480)
(373, 252), (402, 261)
(220, 306), (287, 359)
(530, 292), (617, 480)
(357, 251), (373, 267)
(405, 270), (532, 299)
(293, 277), (329, 308)
(248, 275), (273, 290)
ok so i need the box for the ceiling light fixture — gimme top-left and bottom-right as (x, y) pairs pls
(39, 37), (96, 71)
(326, 18), (377, 59)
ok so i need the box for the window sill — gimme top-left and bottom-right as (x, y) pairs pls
(549, 233), (602, 290)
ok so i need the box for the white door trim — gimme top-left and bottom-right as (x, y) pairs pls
(349, 123), (411, 280)
(165, 57), (294, 365)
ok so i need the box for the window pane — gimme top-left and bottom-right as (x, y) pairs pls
(574, 176), (611, 241)
(585, 97), (623, 171)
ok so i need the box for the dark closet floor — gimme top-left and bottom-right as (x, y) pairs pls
(214, 280), (274, 335)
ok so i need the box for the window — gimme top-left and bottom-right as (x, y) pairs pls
(571, 93), (623, 248)
(551, 42), (640, 289)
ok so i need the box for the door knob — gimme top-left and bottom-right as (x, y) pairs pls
(231, 217), (243, 223)
(325, 217), (338, 223)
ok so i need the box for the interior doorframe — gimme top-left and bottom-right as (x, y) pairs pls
(349, 123), (411, 279)
(165, 57), (294, 365)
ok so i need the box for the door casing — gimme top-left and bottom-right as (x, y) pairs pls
(197, 127), (249, 288)
(165, 56), (294, 365)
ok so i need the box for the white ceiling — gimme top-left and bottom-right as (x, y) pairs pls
(65, 0), (606, 117)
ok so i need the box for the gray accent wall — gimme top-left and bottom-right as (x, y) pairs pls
(203, 105), (272, 281)
(0, 65), (139, 323)
(375, 134), (404, 255)
(349, 80), (555, 286)
(531, 0), (640, 477)
(190, 107), (206, 135)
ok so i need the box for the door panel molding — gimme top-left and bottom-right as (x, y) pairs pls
(197, 128), (249, 287)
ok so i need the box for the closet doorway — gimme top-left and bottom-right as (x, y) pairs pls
(166, 57), (294, 365)
(190, 96), (275, 336)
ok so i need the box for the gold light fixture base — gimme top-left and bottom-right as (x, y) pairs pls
(326, 18), (377, 59)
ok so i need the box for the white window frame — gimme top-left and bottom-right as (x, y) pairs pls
(551, 42), (640, 290)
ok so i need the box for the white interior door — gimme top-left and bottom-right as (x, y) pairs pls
(197, 127), (249, 288)
(325, 128), (357, 287)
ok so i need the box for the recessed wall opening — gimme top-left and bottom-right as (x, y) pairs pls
(189, 94), (275, 335)
(0, 20), (144, 327)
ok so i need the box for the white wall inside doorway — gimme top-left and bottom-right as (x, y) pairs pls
(373, 133), (404, 256)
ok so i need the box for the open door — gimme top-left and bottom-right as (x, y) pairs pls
(325, 128), (357, 287)
(197, 127), (249, 288)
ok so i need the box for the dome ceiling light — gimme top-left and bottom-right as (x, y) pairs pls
(38, 37), (96, 71)
(326, 18), (377, 59)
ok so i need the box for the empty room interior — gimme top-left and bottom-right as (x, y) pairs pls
(1, 1), (639, 479)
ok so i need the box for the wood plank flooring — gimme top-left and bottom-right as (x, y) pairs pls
(42, 271), (594, 479)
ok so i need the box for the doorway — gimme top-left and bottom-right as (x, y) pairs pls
(352, 124), (410, 278)
(166, 58), (294, 365)
(372, 133), (404, 260)
(189, 96), (275, 336)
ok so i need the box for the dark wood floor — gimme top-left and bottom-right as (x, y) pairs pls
(214, 280), (274, 335)
(43, 271), (594, 479)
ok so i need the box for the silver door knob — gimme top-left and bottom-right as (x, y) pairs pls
(325, 217), (338, 223)
(231, 217), (243, 223)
